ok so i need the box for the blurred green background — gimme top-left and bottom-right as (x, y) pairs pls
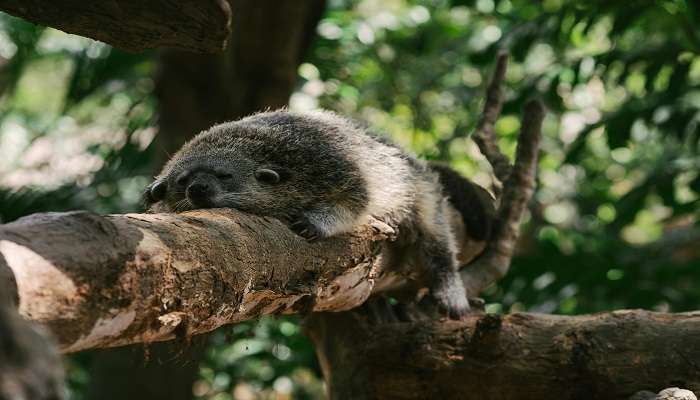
(0, 0), (698, 399)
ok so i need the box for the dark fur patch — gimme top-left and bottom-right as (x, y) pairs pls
(153, 111), (370, 221)
(233, 111), (370, 210)
(430, 163), (495, 241)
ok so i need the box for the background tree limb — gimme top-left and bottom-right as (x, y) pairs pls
(471, 51), (512, 190)
(0, 0), (232, 53)
(306, 308), (700, 400)
(99, 1), (327, 398)
(0, 297), (63, 400)
(462, 98), (544, 295)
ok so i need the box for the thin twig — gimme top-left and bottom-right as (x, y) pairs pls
(472, 51), (513, 192)
(462, 98), (544, 295)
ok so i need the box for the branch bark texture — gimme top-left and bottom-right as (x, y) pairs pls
(472, 51), (512, 187)
(462, 99), (544, 295)
(307, 309), (700, 400)
(0, 0), (232, 53)
(0, 210), (391, 352)
(2, 209), (699, 398)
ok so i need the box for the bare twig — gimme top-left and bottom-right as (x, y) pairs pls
(472, 52), (513, 192)
(462, 99), (544, 295)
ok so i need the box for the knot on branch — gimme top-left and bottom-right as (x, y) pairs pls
(468, 313), (503, 358)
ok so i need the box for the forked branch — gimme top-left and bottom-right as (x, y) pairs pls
(463, 99), (543, 295)
(462, 53), (545, 295)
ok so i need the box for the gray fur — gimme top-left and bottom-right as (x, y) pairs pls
(145, 109), (474, 318)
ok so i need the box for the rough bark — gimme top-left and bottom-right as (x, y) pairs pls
(0, 209), (393, 352)
(306, 308), (700, 400)
(0, 0), (232, 53)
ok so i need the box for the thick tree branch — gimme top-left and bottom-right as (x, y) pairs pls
(306, 308), (700, 400)
(0, 0), (232, 53)
(0, 210), (394, 352)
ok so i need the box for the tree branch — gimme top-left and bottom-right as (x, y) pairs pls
(0, 210), (394, 352)
(306, 308), (700, 399)
(472, 51), (513, 188)
(463, 99), (544, 295)
(0, 0), (232, 53)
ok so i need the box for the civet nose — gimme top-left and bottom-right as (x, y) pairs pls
(187, 182), (211, 201)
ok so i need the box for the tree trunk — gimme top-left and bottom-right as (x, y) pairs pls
(154, 0), (326, 164)
(83, 338), (207, 400)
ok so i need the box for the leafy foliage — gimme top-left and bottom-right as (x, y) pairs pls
(301, 0), (700, 315)
(195, 318), (323, 400)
